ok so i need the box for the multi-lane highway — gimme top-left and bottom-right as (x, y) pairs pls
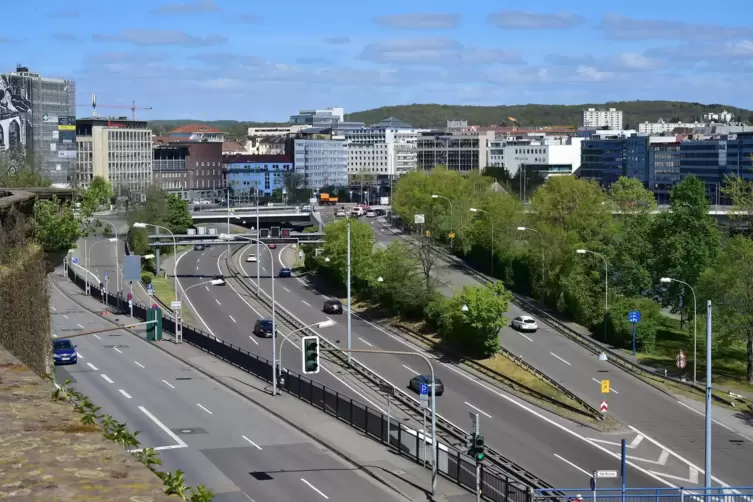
(50, 282), (404, 502)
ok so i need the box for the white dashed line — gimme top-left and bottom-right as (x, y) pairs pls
(358, 337), (373, 347)
(63, 315), (68, 319)
(215, 298), (221, 305)
(196, 266), (199, 271)
(402, 364), (419, 375)
(549, 352), (571, 366)
(242, 435), (263, 450)
(248, 336), (259, 345)
(517, 331), (533, 342)
(76, 352), (83, 359)
(205, 285), (209, 291)
(300, 479), (328, 499)
(51, 306), (56, 311)
(87, 362), (98, 371)
(119, 389), (132, 399)
(229, 315), (236, 323)
(465, 401), (492, 418)
(113, 347), (123, 354)
(162, 379), (175, 389)
(77, 323), (84, 329)
(134, 361), (145, 368)
(283, 286), (290, 292)
(301, 300), (311, 307)
(94, 334), (101, 340)
(101, 374), (114, 384)
(553, 453), (591, 476)
(197, 403), (213, 415)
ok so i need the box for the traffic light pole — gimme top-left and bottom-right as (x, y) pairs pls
(475, 415), (481, 502)
(321, 347), (437, 497)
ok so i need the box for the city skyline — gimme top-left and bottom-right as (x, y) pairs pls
(2, 0), (753, 120)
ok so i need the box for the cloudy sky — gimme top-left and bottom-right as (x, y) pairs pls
(2, 0), (752, 120)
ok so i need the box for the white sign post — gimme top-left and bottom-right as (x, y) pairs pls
(414, 214), (425, 225)
(171, 301), (183, 343)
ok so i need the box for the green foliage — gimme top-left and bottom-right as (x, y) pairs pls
(368, 242), (431, 317)
(32, 197), (80, 252)
(320, 219), (375, 287)
(141, 273), (152, 285)
(125, 186), (193, 258)
(0, 152), (52, 187)
(166, 194), (193, 234)
(605, 297), (662, 352)
(129, 227), (150, 256)
(79, 176), (114, 219)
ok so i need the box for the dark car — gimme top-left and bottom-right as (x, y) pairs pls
(323, 299), (342, 314)
(279, 267), (292, 278)
(253, 318), (274, 338)
(194, 244), (205, 251)
(213, 274), (226, 285)
(53, 339), (78, 365)
(409, 375), (444, 396)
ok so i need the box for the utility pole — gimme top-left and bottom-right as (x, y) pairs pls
(346, 216), (352, 365)
(466, 413), (484, 502)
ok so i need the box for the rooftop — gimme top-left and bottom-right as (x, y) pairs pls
(169, 123), (224, 134)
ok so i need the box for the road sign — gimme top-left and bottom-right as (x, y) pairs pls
(152, 304), (160, 310)
(419, 382), (429, 409)
(72, 257), (78, 264)
(104, 271), (109, 280)
(601, 380), (610, 394)
(596, 470), (618, 479)
(676, 350), (687, 369)
(127, 292), (133, 301)
(420, 383), (429, 395)
(628, 311), (640, 323)
(448, 232), (456, 239)
(469, 412), (478, 433)
(414, 214), (425, 225)
(171, 301), (181, 310)
(378, 384), (394, 396)
(147, 283), (154, 296)
(600, 400), (608, 413)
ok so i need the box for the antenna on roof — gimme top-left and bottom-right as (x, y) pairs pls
(92, 93), (98, 117)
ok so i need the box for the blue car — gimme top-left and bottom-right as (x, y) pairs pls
(53, 339), (78, 365)
(279, 267), (292, 278)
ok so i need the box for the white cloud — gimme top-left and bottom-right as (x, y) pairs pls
(93, 30), (227, 47)
(600, 14), (753, 41)
(151, 0), (220, 15)
(374, 14), (461, 30)
(358, 38), (522, 65)
(488, 11), (585, 30)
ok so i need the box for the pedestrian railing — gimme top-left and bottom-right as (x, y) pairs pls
(535, 487), (753, 502)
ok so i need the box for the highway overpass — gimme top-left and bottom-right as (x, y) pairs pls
(191, 206), (315, 226)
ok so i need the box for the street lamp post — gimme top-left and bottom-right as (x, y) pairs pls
(660, 277), (698, 384)
(431, 194), (453, 249)
(517, 227), (544, 301)
(576, 249), (609, 342)
(470, 208), (494, 276)
(87, 238), (117, 295)
(219, 233), (279, 395)
(90, 218), (121, 295)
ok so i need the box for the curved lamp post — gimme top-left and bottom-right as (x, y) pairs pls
(660, 277), (698, 384)
(576, 249), (609, 342)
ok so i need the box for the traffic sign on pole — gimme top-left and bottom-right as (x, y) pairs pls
(127, 292), (133, 301)
(676, 350), (687, 369)
(72, 257), (78, 265)
(601, 380), (610, 394)
(628, 311), (641, 323)
(419, 382), (429, 409)
(600, 400), (608, 413)
(596, 470), (618, 479)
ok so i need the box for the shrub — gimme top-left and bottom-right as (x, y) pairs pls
(141, 273), (152, 285)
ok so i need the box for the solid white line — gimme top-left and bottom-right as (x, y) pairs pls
(517, 332), (533, 342)
(101, 374), (113, 383)
(301, 300), (311, 307)
(119, 389), (132, 399)
(176, 250), (217, 336)
(300, 478), (328, 499)
(87, 362), (98, 371)
(134, 361), (145, 368)
(402, 364), (419, 375)
(205, 285), (209, 291)
(358, 337), (373, 347)
(283, 286), (290, 292)
(94, 334), (101, 340)
(215, 298), (221, 305)
(465, 401), (492, 418)
(77, 323), (84, 329)
(139, 406), (188, 447)
(229, 315), (236, 323)
(248, 336), (259, 345)
(162, 379), (175, 389)
(549, 352), (571, 366)
(113, 347), (122, 354)
(130, 444), (188, 453)
(554, 453), (591, 477)
(242, 435), (263, 450)
(63, 315), (68, 319)
(675, 400), (739, 434)
(197, 403), (213, 415)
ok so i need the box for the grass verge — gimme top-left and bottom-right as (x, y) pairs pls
(141, 271), (198, 328)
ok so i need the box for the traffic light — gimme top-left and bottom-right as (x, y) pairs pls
(302, 336), (320, 374)
(281, 227), (290, 238)
(473, 434), (485, 461)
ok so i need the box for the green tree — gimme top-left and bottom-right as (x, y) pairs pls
(79, 176), (115, 219)
(368, 241), (429, 317)
(720, 157), (753, 229)
(166, 194), (193, 234)
(699, 235), (753, 383)
(321, 219), (375, 287)
(605, 296), (662, 352)
(0, 152), (51, 188)
(609, 176), (656, 211)
(32, 197), (80, 252)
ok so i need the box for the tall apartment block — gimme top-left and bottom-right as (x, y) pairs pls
(0, 65), (76, 185)
(582, 108), (623, 130)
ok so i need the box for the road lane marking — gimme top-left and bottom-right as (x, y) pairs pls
(101, 374), (114, 383)
(196, 266), (199, 271)
(138, 406), (188, 447)
(215, 298), (221, 305)
(358, 337), (373, 347)
(249, 336), (259, 345)
(242, 435), (263, 450)
(626, 450), (669, 466)
(300, 479), (328, 499)
(588, 434), (644, 449)
(197, 403), (213, 415)
(94, 334), (101, 340)
(76, 352), (84, 359)
(162, 379), (175, 389)
(674, 400), (741, 435)
(63, 315), (68, 319)
(77, 323), (84, 329)
(119, 389), (132, 399)
(229, 315), (236, 323)
(549, 352), (571, 366)
(87, 362), (98, 371)
(113, 347), (123, 354)
(51, 306), (56, 311)
(134, 361), (145, 368)
(465, 401), (492, 418)
(402, 364), (419, 375)
(197, 257), (200, 263)
(516, 331), (533, 342)
(301, 300), (311, 307)
(592, 377), (619, 394)
(553, 453), (591, 476)
(205, 286), (209, 291)
(283, 286), (290, 292)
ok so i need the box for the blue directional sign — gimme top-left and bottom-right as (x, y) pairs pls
(420, 383), (429, 396)
(104, 271), (109, 280)
(147, 283), (154, 296)
(72, 257), (78, 265)
(628, 311), (641, 323)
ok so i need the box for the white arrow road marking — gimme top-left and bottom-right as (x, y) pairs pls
(627, 450), (669, 466)
(649, 466), (699, 484)
(588, 434), (644, 448)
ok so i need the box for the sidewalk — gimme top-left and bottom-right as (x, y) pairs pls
(51, 270), (476, 502)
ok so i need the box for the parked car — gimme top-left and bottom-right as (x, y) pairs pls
(279, 267), (292, 278)
(53, 339), (78, 365)
(253, 319), (274, 338)
(335, 209), (346, 217)
(323, 299), (342, 314)
(366, 210), (376, 218)
(511, 315), (538, 332)
(246, 254), (258, 262)
(409, 375), (444, 396)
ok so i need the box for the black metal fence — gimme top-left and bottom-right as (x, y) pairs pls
(66, 266), (532, 502)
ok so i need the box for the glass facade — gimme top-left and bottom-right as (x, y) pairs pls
(580, 139), (626, 186)
(225, 159), (293, 196)
(294, 139), (348, 189)
(648, 143), (681, 205)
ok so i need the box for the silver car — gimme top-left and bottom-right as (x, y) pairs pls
(511, 315), (538, 332)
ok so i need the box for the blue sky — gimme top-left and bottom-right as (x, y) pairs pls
(2, 0), (753, 121)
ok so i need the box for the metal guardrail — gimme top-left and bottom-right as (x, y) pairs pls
(224, 244), (559, 492)
(64, 266), (537, 502)
(535, 487), (753, 502)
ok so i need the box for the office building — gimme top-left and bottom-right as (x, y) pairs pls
(290, 107), (364, 131)
(648, 141), (681, 204)
(151, 141), (223, 200)
(153, 145), (189, 196)
(487, 136), (583, 177)
(582, 108), (623, 130)
(345, 117), (418, 181)
(224, 154), (294, 197)
(291, 128), (348, 189)
(416, 131), (494, 172)
(638, 119), (705, 134)
(248, 125), (307, 137)
(167, 124), (226, 142)
(0, 66), (76, 185)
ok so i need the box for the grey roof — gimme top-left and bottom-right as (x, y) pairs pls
(374, 116), (413, 129)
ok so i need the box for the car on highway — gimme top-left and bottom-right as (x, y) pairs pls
(194, 244), (205, 251)
(511, 315), (538, 332)
(279, 267), (292, 278)
(268, 243), (277, 249)
(302, 205), (312, 212)
(366, 210), (376, 218)
(53, 339), (78, 365)
(409, 375), (444, 396)
(246, 254), (258, 262)
(335, 209), (346, 217)
(253, 318), (274, 338)
(212, 275), (226, 286)
(323, 299), (342, 314)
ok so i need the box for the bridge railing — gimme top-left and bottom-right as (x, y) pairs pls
(535, 487), (753, 502)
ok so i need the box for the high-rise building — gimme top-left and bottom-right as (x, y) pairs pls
(582, 108), (623, 130)
(0, 66), (76, 185)
(345, 117), (418, 181)
(223, 154), (294, 197)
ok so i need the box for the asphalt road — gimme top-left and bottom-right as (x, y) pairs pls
(364, 217), (753, 488)
(50, 286), (403, 502)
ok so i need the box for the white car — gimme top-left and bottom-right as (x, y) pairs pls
(335, 209), (346, 217)
(511, 315), (538, 332)
(366, 210), (376, 218)
(246, 254), (258, 263)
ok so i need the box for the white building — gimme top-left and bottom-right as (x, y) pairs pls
(345, 117), (419, 180)
(76, 117), (152, 198)
(638, 119), (705, 134)
(582, 108), (623, 130)
(488, 136), (583, 176)
(167, 124), (226, 142)
(703, 110), (734, 123)
(293, 138), (348, 189)
(247, 125), (307, 137)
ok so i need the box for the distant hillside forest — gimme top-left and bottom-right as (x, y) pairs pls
(151, 101), (753, 137)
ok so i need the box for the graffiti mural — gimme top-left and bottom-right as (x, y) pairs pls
(0, 75), (32, 153)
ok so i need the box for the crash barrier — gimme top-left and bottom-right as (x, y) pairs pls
(535, 487), (753, 502)
(65, 266), (533, 502)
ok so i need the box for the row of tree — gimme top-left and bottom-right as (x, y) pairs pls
(127, 185), (194, 258)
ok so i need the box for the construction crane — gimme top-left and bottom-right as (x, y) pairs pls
(507, 116), (519, 131)
(76, 94), (153, 120)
